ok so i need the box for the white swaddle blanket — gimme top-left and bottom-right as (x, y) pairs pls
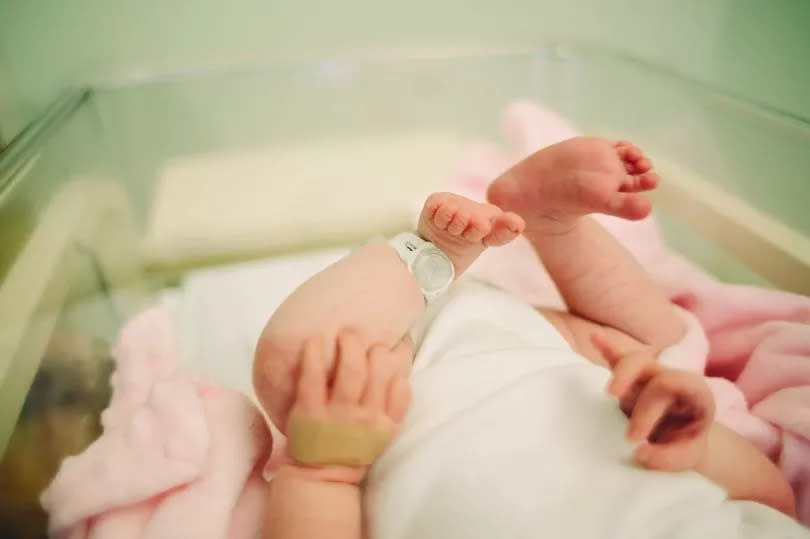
(366, 279), (808, 539)
(153, 250), (806, 538)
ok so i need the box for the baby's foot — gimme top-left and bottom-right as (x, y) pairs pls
(417, 192), (525, 275)
(487, 137), (659, 234)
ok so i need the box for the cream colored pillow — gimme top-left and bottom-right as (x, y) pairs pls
(144, 132), (464, 269)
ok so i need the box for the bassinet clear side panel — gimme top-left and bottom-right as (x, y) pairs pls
(534, 45), (810, 235)
(91, 55), (558, 272)
(0, 90), (144, 538)
(529, 46), (810, 288)
(89, 47), (809, 286)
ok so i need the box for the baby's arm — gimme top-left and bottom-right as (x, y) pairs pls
(266, 472), (362, 539)
(696, 423), (796, 517)
(264, 333), (411, 539)
(596, 336), (796, 517)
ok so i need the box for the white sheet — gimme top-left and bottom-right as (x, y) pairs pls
(367, 280), (809, 539)
(159, 247), (349, 398)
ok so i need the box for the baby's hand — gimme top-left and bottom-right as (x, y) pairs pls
(592, 334), (715, 472)
(282, 330), (412, 485)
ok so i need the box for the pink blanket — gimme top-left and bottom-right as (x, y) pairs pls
(455, 100), (810, 525)
(40, 309), (273, 539)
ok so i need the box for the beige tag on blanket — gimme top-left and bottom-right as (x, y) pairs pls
(288, 410), (392, 467)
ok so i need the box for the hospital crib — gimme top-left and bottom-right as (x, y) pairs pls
(1, 43), (808, 536)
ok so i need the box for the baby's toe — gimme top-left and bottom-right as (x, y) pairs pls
(619, 172), (659, 193)
(424, 194), (443, 218)
(432, 203), (457, 230)
(617, 143), (643, 162)
(447, 211), (470, 236)
(632, 158), (653, 174)
(616, 142), (656, 174)
(504, 212), (526, 232)
(608, 193), (652, 221)
(483, 212), (524, 246)
(461, 216), (491, 243)
(638, 172), (658, 190)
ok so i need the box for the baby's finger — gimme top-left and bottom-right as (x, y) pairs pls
(296, 337), (328, 413)
(590, 332), (632, 368)
(607, 351), (659, 398)
(664, 370), (716, 425)
(362, 343), (400, 411)
(386, 375), (412, 423)
(649, 370), (715, 420)
(390, 334), (415, 377)
(331, 329), (368, 405)
(626, 380), (674, 442)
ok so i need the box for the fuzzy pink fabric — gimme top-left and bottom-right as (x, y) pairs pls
(455, 100), (810, 525)
(40, 309), (272, 539)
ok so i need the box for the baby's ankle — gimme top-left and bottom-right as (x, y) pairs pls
(275, 462), (368, 485)
(523, 214), (581, 239)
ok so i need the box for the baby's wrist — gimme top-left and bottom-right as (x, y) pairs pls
(276, 460), (368, 486)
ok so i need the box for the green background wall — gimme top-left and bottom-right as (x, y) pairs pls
(1, 0), (809, 142)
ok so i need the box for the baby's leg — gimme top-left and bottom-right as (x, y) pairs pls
(488, 137), (682, 349)
(254, 193), (523, 430)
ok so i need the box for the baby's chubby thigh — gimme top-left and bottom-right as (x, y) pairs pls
(253, 336), (301, 432)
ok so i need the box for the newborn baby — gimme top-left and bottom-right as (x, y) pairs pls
(254, 137), (799, 538)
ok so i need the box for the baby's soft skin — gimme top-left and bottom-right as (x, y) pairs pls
(593, 335), (796, 518)
(264, 331), (411, 539)
(255, 136), (797, 536)
(486, 137), (684, 356)
(487, 136), (795, 516)
(257, 193), (524, 538)
(253, 193), (524, 432)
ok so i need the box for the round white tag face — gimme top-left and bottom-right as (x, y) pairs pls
(413, 250), (454, 293)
